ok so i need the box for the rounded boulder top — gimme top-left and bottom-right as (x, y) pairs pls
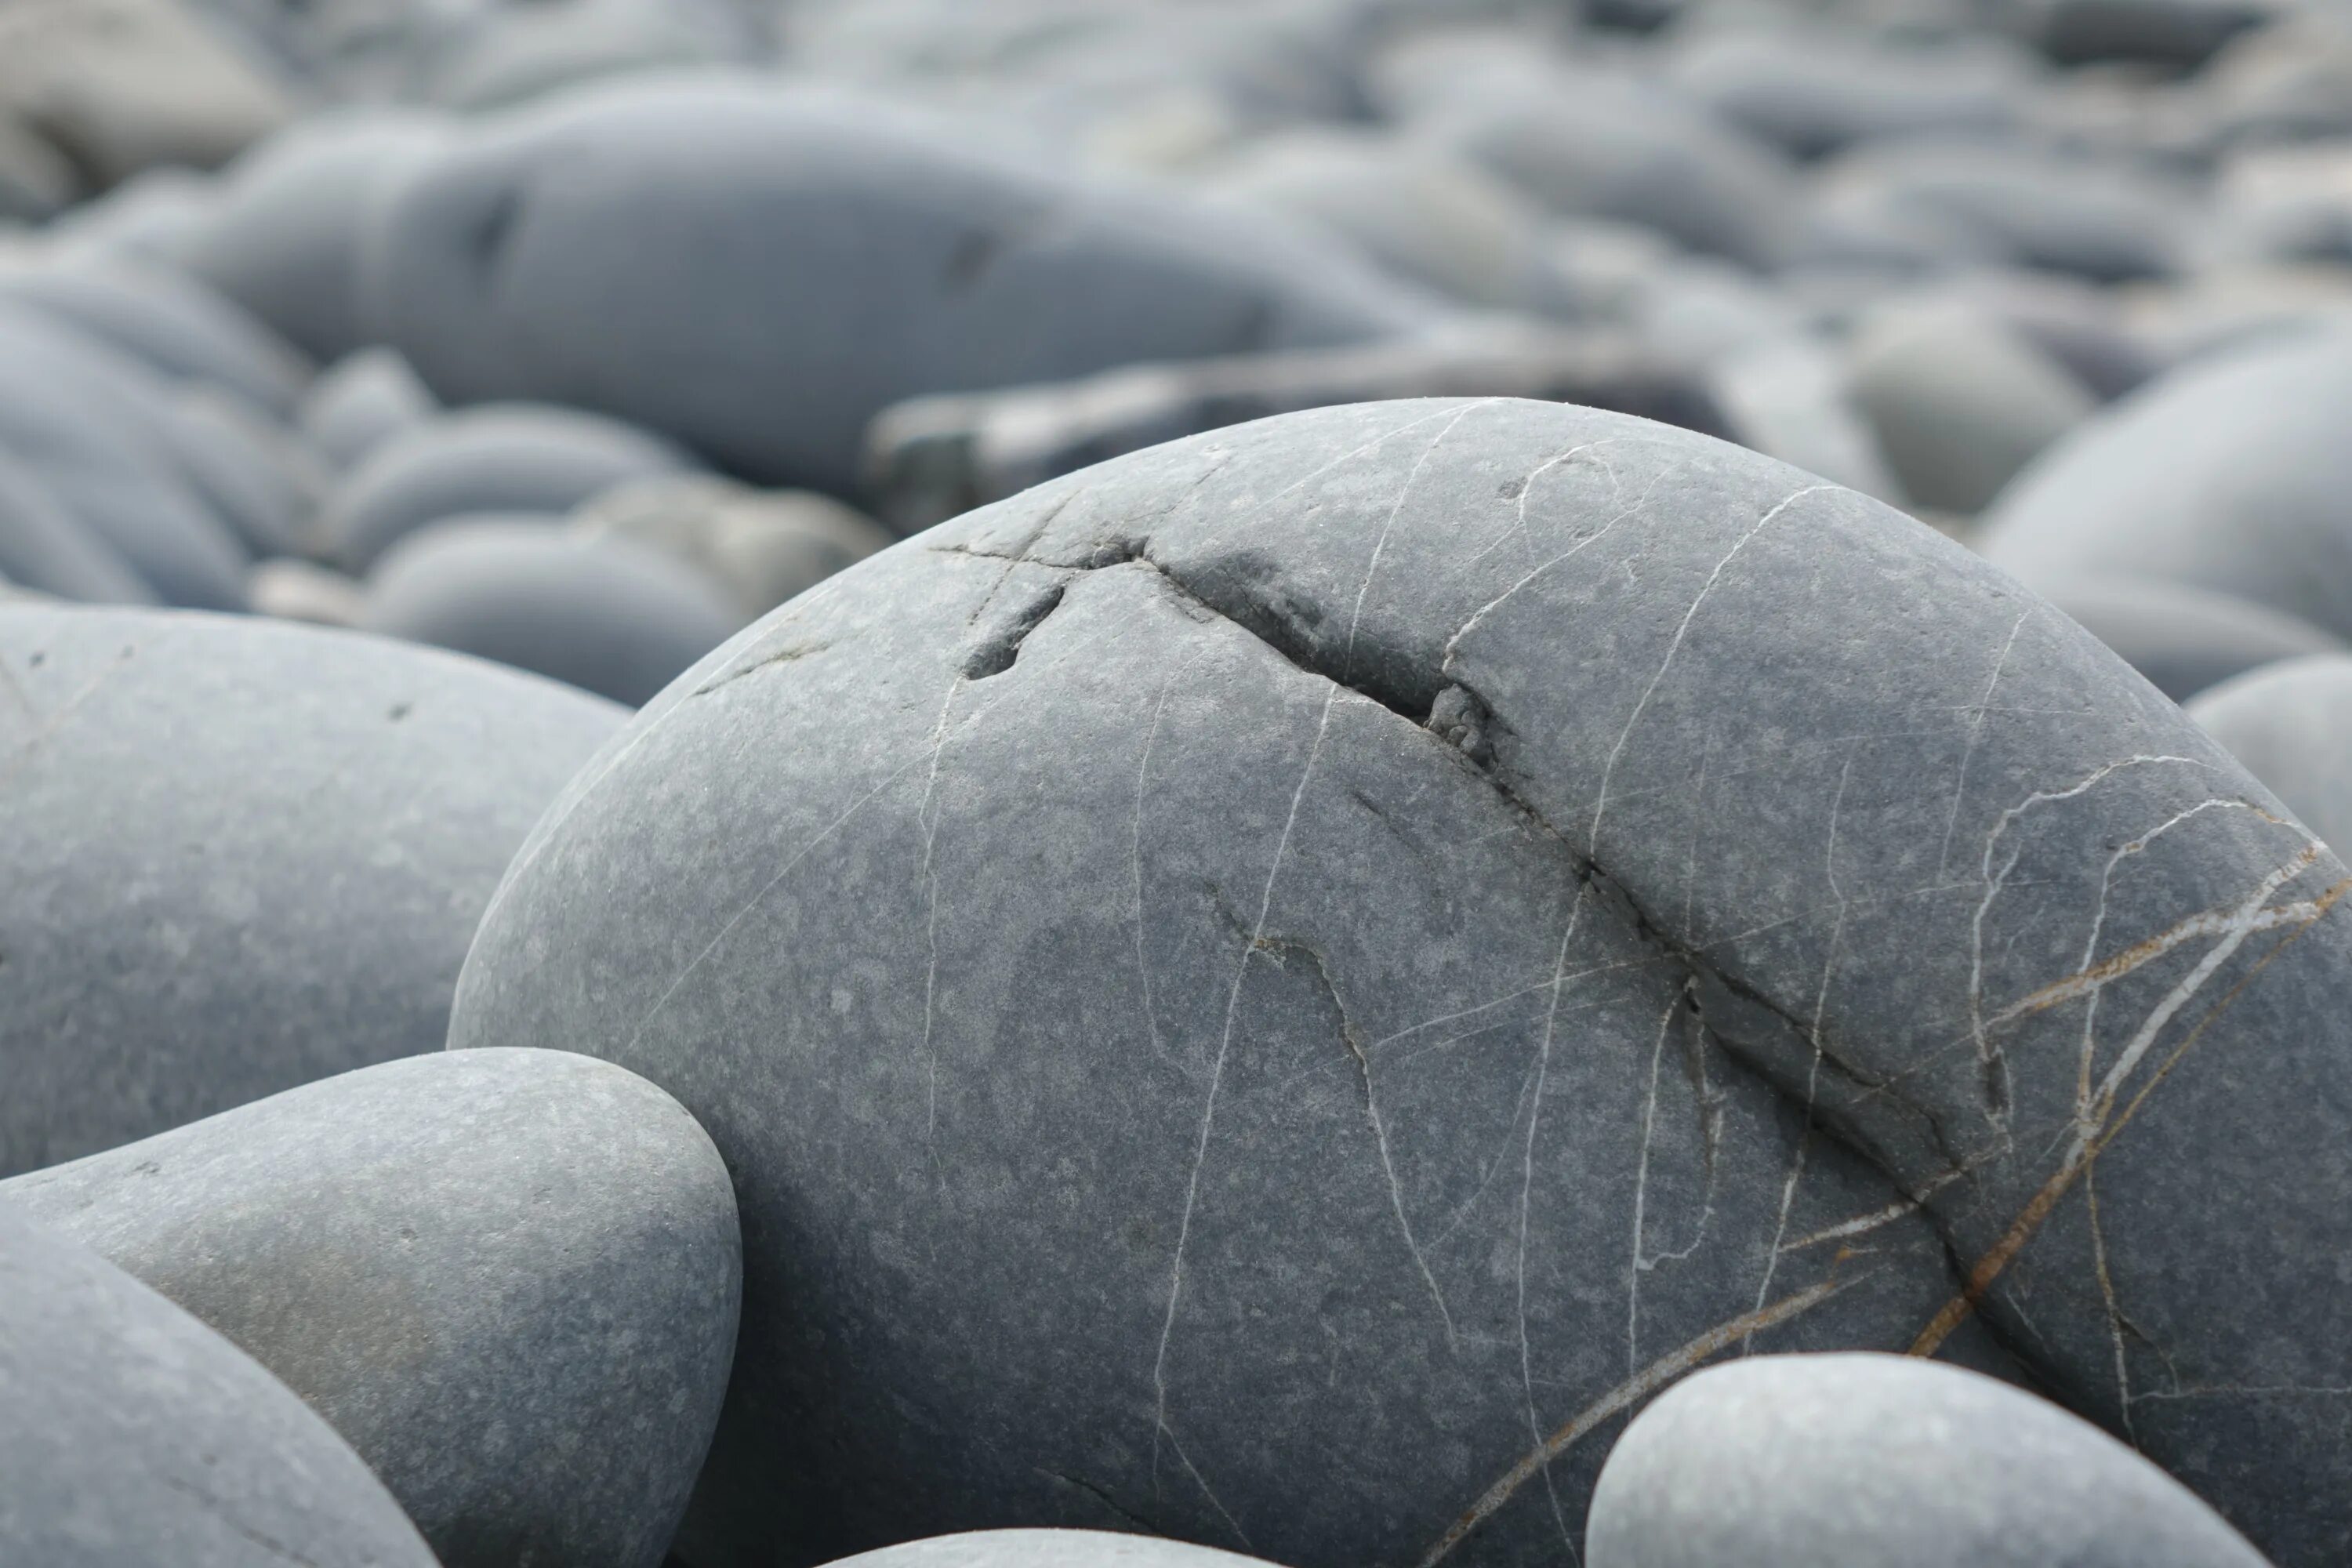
(821, 1532), (1284, 1568)
(453, 398), (2352, 1566)
(0, 603), (625, 1177)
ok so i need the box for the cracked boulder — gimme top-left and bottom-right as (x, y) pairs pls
(0, 1200), (438, 1568)
(355, 78), (1434, 495)
(0, 603), (623, 1176)
(1584, 1352), (2269, 1568)
(450, 397), (2352, 1566)
(3, 1047), (742, 1568)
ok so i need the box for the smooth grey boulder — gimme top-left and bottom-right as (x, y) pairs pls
(1584, 1353), (2270, 1568)
(172, 111), (452, 362)
(361, 517), (742, 705)
(0, 603), (623, 1176)
(358, 78), (1433, 495)
(0, 1201), (440, 1568)
(2045, 576), (2347, 702)
(824, 1533), (1279, 1568)
(325, 403), (698, 572)
(1667, 26), (2033, 160)
(43, 165), (214, 263)
(1978, 332), (2352, 641)
(0, 257), (310, 417)
(2189, 655), (2352, 855)
(300, 345), (441, 470)
(1414, 74), (1802, 268)
(426, 1), (734, 111)
(2021, 0), (2278, 67)
(5, 1047), (743, 1568)
(0, 303), (250, 608)
(0, 446), (155, 604)
(1844, 303), (2095, 516)
(452, 398), (2352, 1566)
(575, 474), (895, 619)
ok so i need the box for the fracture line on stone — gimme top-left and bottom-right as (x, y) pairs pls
(2085, 1164), (2136, 1442)
(1343, 1022), (1459, 1352)
(1149, 681), (1340, 1494)
(914, 676), (967, 1142)
(1627, 981), (1697, 1374)
(1159, 1416), (1254, 1549)
(1420, 1271), (1868, 1568)
(1342, 402), (1481, 684)
(1935, 608), (2031, 879)
(1466, 435), (1631, 567)
(1133, 652), (1208, 1065)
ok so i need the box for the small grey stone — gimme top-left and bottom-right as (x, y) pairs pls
(0, 602), (623, 1175)
(4, 1047), (742, 1568)
(299, 345), (441, 471)
(0, 256), (311, 417)
(2045, 576), (2347, 702)
(2189, 655), (2352, 855)
(357, 78), (1432, 495)
(1667, 25), (2034, 160)
(823, 1532), (1281, 1568)
(325, 402), (698, 572)
(2021, 0), (2278, 68)
(1584, 1353), (2270, 1568)
(0, 1199), (438, 1568)
(249, 554), (365, 626)
(574, 473), (895, 619)
(0, 445), (154, 604)
(453, 398), (2352, 1566)
(1978, 330), (2352, 641)
(361, 516), (742, 705)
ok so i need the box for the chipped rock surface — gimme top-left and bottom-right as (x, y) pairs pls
(3, 1047), (742, 1568)
(453, 398), (2352, 1566)
(0, 604), (623, 1176)
(1584, 1352), (2270, 1568)
(0, 1199), (439, 1568)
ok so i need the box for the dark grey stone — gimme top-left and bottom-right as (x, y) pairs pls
(574, 474), (895, 619)
(361, 516), (742, 705)
(0, 446), (156, 605)
(0, 302), (251, 609)
(4, 1047), (743, 1568)
(0, 1200), (438, 1568)
(299, 345), (441, 471)
(1584, 1352), (2270, 1568)
(822, 1533), (1279, 1568)
(2045, 576), (2347, 702)
(357, 78), (1433, 495)
(2023, 0), (2278, 67)
(0, 256), (311, 417)
(2189, 655), (2352, 855)
(171, 110), (452, 362)
(452, 398), (2352, 1566)
(0, 602), (622, 1176)
(1978, 332), (2352, 641)
(324, 402), (697, 571)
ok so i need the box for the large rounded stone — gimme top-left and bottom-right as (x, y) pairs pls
(357, 78), (1433, 494)
(2045, 576), (2346, 702)
(4, 1047), (742, 1568)
(361, 517), (742, 706)
(1584, 1353), (2268, 1568)
(324, 403), (698, 571)
(2188, 655), (2352, 855)
(823, 1533), (1278, 1568)
(0, 603), (623, 1176)
(0, 1200), (438, 1568)
(452, 399), (2352, 1566)
(1977, 332), (2352, 641)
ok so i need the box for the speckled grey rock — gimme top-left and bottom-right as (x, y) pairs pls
(1978, 332), (2352, 641)
(1845, 303), (2095, 516)
(358, 78), (1433, 494)
(1584, 1353), (2270, 1568)
(0, 446), (154, 604)
(325, 403), (698, 572)
(0, 303), (249, 608)
(823, 1532), (1279, 1568)
(575, 474), (894, 619)
(0, 1200), (440, 1567)
(172, 111), (452, 362)
(452, 398), (2352, 1566)
(4, 1047), (743, 1568)
(300, 346), (440, 471)
(2046, 577), (2347, 702)
(361, 517), (742, 705)
(0, 257), (310, 417)
(0, 603), (622, 1175)
(2189, 655), (2352, 855)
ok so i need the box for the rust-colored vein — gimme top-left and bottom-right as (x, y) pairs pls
(1910, 880), (2349, 1357)
(1987, 880), (2321, 1029)
(1416, 1268), (1870, 1568)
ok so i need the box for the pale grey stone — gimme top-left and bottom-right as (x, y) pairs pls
(0, 256), (310, 417)
(2189, 655), (2352, 855)
(574, 474), (895, 619)
(0, 445), (154, 604)
(299, 346), (441, 471)
(822, 1532), (1281, 1568)
(2046, 576), (2347, 702)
